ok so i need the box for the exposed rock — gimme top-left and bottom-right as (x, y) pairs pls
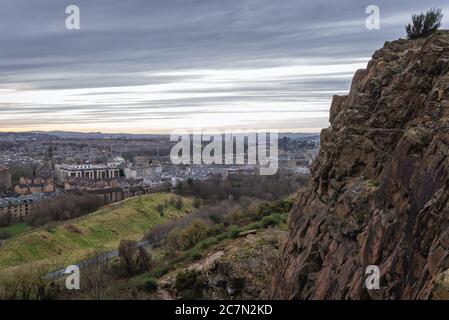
(270, 32), (449, 300)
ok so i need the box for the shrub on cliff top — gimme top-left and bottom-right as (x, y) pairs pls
(406, 8), (443, 39)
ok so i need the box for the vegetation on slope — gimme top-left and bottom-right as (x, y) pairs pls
(406, 8), (443, 39)
(0, 193), (192, 271)
(57, 197), (293, 300)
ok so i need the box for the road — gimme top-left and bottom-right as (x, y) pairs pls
(45, 239), (151, 280)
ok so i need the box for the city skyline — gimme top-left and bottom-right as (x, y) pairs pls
(1, 0), (448, 133)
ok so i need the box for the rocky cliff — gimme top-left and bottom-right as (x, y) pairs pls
(270, 31), (449, 299)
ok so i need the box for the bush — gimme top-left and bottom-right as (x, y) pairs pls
(44, 222), (57, 233)
(164, 220), (211, 251)
(192, 197), (201, 208)
(151, 265), (171, 278)
(216, 233), (227, 242)
(0, 264), (53, 300)
(0, 231), (11, 240)
(175, 270), (206, 300)
(0, 213), (13, 227)
(246, 221), (263, 230)
(257, 199), (294, 218)
(406, 8), (443, 39)
(118, 240), (152, 276)
(156, 203), (165, 216)
(139, 278), (158, 293)
(209, 213), (222, 224)
(227, 226), (241, 239)
(261, 214), (283, 228)
(174, 172), (307, 202)
(175, 196), (184, 210)
(197, 237), (219, 250)
(190, 249), (203, 261)
(165, 227), (183, 252)
(25, 191), (105, 227)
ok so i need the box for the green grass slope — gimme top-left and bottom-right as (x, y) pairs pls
(0, 224), (29, 236)
(0, 193), (192, 271)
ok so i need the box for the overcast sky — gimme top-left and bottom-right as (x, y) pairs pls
(1, 0), (448, 133)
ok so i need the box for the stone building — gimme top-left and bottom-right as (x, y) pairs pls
(88, 186), (151, 203)
(14, 182), (55, 196)
(64, 177), (119, 191)
(19, 176), (55, 185)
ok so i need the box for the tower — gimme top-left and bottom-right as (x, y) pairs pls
(44, 141), (55, 170)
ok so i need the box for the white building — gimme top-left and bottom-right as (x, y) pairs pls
(56, 163), (120, 180)
(143, 177), (164, 188)
(124, 165), (162, 180)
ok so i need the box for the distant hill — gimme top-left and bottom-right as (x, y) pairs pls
(30, 131), (170, 140)
(0, 131), (320, 141)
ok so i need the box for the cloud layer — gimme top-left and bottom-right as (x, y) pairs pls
(1, 0), (448, 133)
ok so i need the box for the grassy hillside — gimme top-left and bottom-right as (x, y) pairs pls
(0, 224), (29, 236)
(0, 193), (192, 271)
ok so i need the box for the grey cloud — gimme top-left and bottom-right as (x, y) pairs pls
(1, 0), (448, 132)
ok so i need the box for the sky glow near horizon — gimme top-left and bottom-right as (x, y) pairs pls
(1, 0), (448, 133)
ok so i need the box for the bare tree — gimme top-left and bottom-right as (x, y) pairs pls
(0, 264), (51, 300)
(118, 240), (138, 276)
(83, 247), (108, 300)
(135, 247), (152, 274)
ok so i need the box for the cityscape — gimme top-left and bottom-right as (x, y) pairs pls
(0, 131), (318, 225)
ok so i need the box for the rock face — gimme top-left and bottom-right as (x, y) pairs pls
(270, 32), (449, 299)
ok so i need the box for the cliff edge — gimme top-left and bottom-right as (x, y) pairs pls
(270, 31), (449, 299)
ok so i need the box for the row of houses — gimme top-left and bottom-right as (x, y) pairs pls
(1, 177), (169, 222)
(64, 177), (119, 191)
(0, 193), (50, 221)
(13, 175), (119, 195)
(89, 184), (168, 203)
(0, 162), (166, 222)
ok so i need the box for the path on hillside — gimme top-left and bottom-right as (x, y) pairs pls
(45, 239), (151, 280)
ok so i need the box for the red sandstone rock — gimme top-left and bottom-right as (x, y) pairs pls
(270, 32), (449, 300)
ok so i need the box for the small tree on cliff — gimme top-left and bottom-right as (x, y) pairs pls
(406, 8), (443, 39)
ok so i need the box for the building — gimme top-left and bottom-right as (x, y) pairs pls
(64, 177), (119, 191)
(56, 163), (120, 181)
(13, 175), (56, 196)
(88, 185), (153, 203)
(143, 176), (165, 188)
(133, 156), (153, 167)
(14, 182), (55, 195)
(19, 176), (55, 185)
(124, 164), (162, 180)
(0, 193), (47, 221)
(0, 166), (12, 191)
(89, 187), (125, 203)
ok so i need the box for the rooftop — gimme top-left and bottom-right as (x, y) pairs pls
(58, 163), (118, 170)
